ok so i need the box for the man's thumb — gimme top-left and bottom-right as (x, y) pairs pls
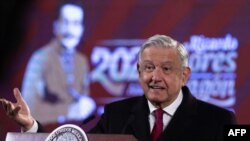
(13, 88), (24, 103)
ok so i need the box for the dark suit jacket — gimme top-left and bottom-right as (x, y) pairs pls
(89, 86), (236, 141)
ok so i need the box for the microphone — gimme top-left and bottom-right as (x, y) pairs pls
(121, 115), (135, 134)
(79, 114), (96, 127)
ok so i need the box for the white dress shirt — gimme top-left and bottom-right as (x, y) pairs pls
(148, 90), (183, 132)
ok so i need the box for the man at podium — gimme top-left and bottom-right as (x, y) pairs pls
(1, 34), (236, 141)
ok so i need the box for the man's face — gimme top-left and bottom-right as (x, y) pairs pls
(54, 4), (84, 50)
(137, 46), (190, 108)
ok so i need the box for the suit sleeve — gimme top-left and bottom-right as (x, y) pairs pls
(37, 121), (45, 132)
(88, 105), (110, 133)
(215, 110), (237, 141)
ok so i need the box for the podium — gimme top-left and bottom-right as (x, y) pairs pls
(5, 132), (138, 141)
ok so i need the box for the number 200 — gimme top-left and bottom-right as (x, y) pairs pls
(91, 46), (140, 82)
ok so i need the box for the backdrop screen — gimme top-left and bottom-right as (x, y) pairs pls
(1, 0), (250, 139)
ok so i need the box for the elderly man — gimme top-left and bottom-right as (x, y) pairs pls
(1, 34), (236, 141)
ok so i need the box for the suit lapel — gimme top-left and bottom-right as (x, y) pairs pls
(129, 96), (152, 141)
(159, 86), (198, 141)
(126, 87), (198, 141)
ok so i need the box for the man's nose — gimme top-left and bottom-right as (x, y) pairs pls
(152, 67), (163, 81)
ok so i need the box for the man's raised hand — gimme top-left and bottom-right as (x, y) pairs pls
(0, 88), (35, 131)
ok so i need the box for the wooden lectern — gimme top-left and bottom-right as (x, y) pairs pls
(5, 132), (138, 141)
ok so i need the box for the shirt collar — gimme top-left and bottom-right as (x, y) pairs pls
(148, 90), (183, 116)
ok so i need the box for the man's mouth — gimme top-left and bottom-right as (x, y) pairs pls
(149, 85), (164, 89)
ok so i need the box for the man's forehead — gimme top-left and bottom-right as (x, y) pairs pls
(141, 47), (178, 57)
(60, 4), (84, 20)
(140, 60), (175, 65)
(139, 47), (181, 65)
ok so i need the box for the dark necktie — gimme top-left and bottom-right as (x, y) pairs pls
(151, 108), (164, 141)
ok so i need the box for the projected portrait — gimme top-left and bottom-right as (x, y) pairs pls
(21, 0), (96, 124)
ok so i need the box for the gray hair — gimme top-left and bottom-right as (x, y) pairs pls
(138, 34), (189, 67)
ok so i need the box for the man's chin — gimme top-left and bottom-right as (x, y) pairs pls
(148, 96), (163, 104)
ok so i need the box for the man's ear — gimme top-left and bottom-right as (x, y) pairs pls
(182, 67), (191, 86)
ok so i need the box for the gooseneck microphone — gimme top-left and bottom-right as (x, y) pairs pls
(79, 114), (96, 127)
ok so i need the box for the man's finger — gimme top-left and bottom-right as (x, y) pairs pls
(6, 101), (15, 114)
(12, 106), (21, 116)
(1, 99), (9, 111)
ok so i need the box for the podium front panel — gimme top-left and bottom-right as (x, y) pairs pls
(6, 132), (138, 141)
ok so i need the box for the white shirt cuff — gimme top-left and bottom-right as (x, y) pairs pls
(21, 120), (39, 133)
